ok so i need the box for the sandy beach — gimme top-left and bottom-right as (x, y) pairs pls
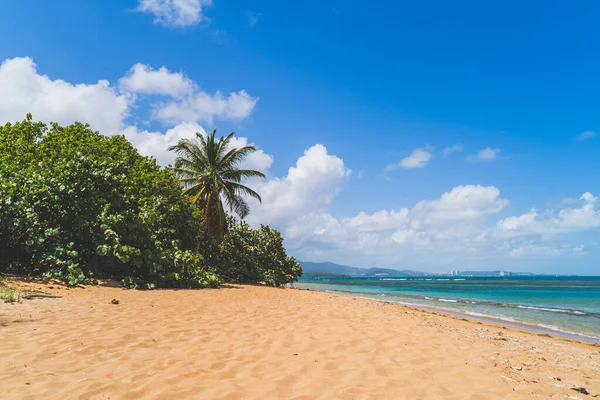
(1, 281), (599, 400)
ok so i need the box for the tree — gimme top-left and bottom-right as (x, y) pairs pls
(169, 129), (266, 242)
(0, 116), (219, 288)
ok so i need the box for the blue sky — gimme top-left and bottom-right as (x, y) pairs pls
(1, 0), (599, 274)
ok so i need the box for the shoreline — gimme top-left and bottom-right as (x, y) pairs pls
(357, 293), (600, 344)
(294, 284), (600, 345)
(1, 281), (599, 399)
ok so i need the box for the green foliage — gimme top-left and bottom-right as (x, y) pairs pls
(0, 116), (217, 288)
(217, 220), (302, 287)
(1, 115), (300, 289)
(169, 129), (266, 242)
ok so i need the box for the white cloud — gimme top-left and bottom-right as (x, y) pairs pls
(496, 193), (600, 237)
(0, 56), (258, 157)
(118, 62), (258, 125)
(154, 90), (258, 125)
(411, 185), (508, 226)
(119, 63), (195, 98)
(468, 147), (500, 162)
(228, 135), (274, 174)
(385, 148), (432, 170)
(122, 122), (202, 166)
(247, 144), (351, 227)
(247, 12), (260, 28)
(116, 62), (257, 126)
(243, 147), (597, 269)
(343, 209), (410, 233)
(0, 56), (263, 174)
(136, 0), (213, 28)
(509, 244), (564, 258)
(0, 57), (131, 135)
(576, 130), (597, 141)
(245, 147), (512, 266)
(442, 144), (463, 157)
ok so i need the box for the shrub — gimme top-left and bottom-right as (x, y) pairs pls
(0, 116), (215, 288)
(218, 220), (302, 286)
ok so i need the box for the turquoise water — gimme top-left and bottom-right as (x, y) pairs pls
(297, 276), (600, 342)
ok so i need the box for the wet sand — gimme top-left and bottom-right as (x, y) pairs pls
(1, 281), (599, 399)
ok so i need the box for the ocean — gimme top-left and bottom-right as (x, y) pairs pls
(296, 276), (600, 343)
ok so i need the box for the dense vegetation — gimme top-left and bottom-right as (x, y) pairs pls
(0, 115), (301, 288)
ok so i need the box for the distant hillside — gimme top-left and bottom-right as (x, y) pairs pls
(300, 261), (426, 277)
(299, 262), (541, 277)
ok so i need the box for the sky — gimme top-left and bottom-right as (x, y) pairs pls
(1, 0), (599, 275)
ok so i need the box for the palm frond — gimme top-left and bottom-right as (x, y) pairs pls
(225, 181), (262, 202)
(230, 195), (250, 219)
(222, 169), (266, 182)
(215, 131), (236, 163)
(218, 146), (258, 171)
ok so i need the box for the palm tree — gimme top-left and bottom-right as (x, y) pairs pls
(168, 129), (266, 242)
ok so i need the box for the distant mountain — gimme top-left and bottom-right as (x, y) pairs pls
(300, 261), (426, 277)
(299, 261), (542, 277)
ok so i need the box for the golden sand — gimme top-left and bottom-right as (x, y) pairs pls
(1, 281), (599, 399)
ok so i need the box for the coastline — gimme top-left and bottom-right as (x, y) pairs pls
(360, 293), (600, 344)
(310, 289), (600, 345)
(295, 277), (600, 345)
(1, 281), (599, 399)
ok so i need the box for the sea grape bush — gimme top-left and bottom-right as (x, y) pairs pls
(218, 220), (302, 286)
(0, 116), (301, 288)
(0, 115), (215, 288)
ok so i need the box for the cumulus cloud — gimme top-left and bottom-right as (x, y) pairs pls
(245, 145), (512, 266)
(411, 185), (508, 226)
(496, 192), (600, 237)
(442, 144), (463, 157)
(154, 90), (258, 125)
(468, 147), (500, 162)
(246, 144), (351, 227)
(119, 63), (195, 98)
(0, 57), (131, 135)
(385, 148), (432, 170)
(576, 130), (597, 141)
(342, 209), (409, 233)
(117, 62), (258, 126)
(136, 0), (213, 28)
(242, 144), (596, 268)
(0, 56), (258, 162)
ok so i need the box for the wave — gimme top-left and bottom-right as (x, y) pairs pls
(345, 292), (600, 343)
(437, 298), (458, 303)
(383, 293), (598, 317)
(464, 311), (517, 323)
(380, 278), (407, 281)
(423, 296), (463, 304)
(516, 305), (587, 315)
(537, 324), (600, 340)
